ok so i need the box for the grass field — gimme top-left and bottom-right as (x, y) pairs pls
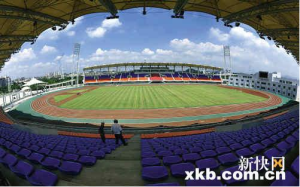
(58, 85), (267, 110)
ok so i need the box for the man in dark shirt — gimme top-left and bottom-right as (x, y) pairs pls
(99, 122), (106, 143)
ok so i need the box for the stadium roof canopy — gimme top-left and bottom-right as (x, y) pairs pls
(83, 62), (223, 71)
(0, 0), (298, 68)
(23, 77), (46, 87)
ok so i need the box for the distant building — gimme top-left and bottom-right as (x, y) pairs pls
(228, 71), (299, 101)
(0, 77), (10, 87)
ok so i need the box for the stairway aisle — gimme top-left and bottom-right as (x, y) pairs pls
(57, 135), (144, 186)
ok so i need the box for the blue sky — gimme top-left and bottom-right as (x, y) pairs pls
(1, 8), (298, 79)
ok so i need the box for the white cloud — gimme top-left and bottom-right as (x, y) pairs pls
(170, 38), (223, 53)
(156, 49), (173, 55)
(32, 62), (56, 69)
(102, 19), (122, 28)
(86, 27), (107, 38)
(229, 27), (270, 48)
(95, 48), (105, 55)
(40, 45), (57, 54)
(66, 31), (75, 36)
(170, 38), (194, 50)
(209, 27), (230, 42)
(82, 34), (298, 79)
(7, 48), (36, 65)
(0, 48), (60, 78)
(142, 48), (154, 55)
(86, 19), (122, 38)
(0, 25), (298, 80)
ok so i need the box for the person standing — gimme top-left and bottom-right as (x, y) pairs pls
(111, 119), (127, 146)
(99, 122), (106, 143)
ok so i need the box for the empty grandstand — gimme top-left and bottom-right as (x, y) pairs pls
(83, 62), (222, 84)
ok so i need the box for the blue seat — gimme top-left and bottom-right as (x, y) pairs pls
(27, 169), (58, 186)
(0, 148), (6, 158)
(264, 148), (286, 160)
(29, 145), (40, 152)
(196, 158), (220, 170)
(182, 153), (201, 162)
(215, 147), (231, 154)
(241, 140), (252, 146)
(174, 149), (189, 156)
(9, 144), (21, 154)
(142, 151), (156, 158)
(59, 161), (82, 175)
(10, 160), (34, 178)
(189, 147), (202, 153)
(27, 152), (44, 164)
(200, 150), (217, 158)
(142, 166), (169, 181)
(261, 138), (275, 147)
(142, 157), (161, 167)
(235, 148), (254, 157)
(170, 163), (195, 177)
(249, 143), (265, 153)
(91, 150), (105, 159)
(78, 156), (97, 166)
(63, 153), (79, 162)
(276, 140), (294, 152)
(77, 150), (90, 156)
(162, 156), (182, 166)
(217, 153), (238, 165)
(41, 157), (61, 170)
(229, 143), (243, 151)
(0, 154), (18, 167)
(157, 151), (173, 158)
(49, 151), (64, 159)
(38, 148), (51, 155)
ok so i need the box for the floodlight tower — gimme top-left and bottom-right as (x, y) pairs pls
(223, 46), (232, 73)
(221, 46), (233, 85)
(72, 43), (81, 86)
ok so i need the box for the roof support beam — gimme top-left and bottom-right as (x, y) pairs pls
(97, 0), (118, 18)
(173, 0), (188, 16)
(0, 49), (19, 56)
(0, 35), (37, 43)
(259, 28), (299, 36)
(0, 57), (7, 61)
(0, 58), (9, 63)
(223, 0), (299, 23)
(0, 5), (69, 26)
(276, 41), (299, 47)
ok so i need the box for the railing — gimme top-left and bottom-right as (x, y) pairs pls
(2, 84), (79, 111)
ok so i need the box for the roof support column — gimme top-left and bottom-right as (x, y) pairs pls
(98, 0), (119, 19)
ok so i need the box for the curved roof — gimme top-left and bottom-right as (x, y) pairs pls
(83, 62), (223, 71)
(0, 0), (298, 68)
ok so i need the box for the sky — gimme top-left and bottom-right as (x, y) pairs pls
(1, 8), (299, 80)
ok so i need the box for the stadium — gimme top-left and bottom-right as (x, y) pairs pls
(0, 0), (299, 186)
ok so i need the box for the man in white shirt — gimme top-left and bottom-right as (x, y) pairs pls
(111, 119), (127, 146)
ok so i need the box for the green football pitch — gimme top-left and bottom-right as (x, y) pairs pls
(57, 85), (267, 110)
